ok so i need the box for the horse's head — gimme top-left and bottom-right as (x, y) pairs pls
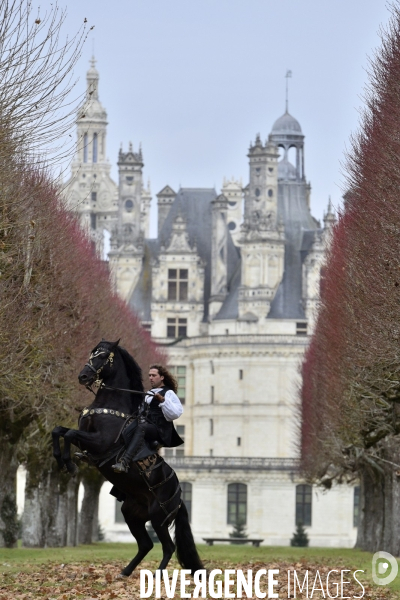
(78, 339), (120, 387)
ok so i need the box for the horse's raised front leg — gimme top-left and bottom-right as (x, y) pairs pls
(62, 429), (104, 475)
(52, 425), (70, 471)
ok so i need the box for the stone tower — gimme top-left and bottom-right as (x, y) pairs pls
(108, 143), (152, 301)
(63, 57), (118, 256)
(116, 142), (145, 242)
(238, 135), (285, 320)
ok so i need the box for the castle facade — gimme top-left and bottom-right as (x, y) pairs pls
(64, 60), (357, 546)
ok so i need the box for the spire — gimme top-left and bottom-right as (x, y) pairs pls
(86, 55), (99, 100)
(254, 133), (262, 148)
(324, 196), (336, 229)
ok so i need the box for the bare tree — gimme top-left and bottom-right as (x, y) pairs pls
(0, 0), (91, 169)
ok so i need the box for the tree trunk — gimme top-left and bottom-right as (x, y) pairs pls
(356, 449), (400, 555)
(79, 467), (105, 544)
(66, 475), (80, 546)
(22, 469), (46, 547)
(23, 459), (81, 548)
(45, 464), (80, 547)
(0, 440), (19, 548)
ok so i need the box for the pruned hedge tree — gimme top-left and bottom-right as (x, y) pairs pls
(0, 1), (163, 547)
(301, 1), (400, 554)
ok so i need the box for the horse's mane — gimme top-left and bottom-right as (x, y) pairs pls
(116, 345), (144, 393)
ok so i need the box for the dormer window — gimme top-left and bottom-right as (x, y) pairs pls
(296, 322), (307, 336)
(168, 269), (188, 301)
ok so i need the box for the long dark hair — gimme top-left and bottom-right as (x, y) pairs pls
(150, 364), (178, 393)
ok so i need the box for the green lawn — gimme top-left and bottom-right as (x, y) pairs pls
(0, 543), (399, 592)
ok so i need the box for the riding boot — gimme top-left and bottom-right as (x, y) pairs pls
(112, 425), (145, 473)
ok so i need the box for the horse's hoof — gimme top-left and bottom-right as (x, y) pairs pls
(74, 452), (90, 464)
(116, 572), (129, 579)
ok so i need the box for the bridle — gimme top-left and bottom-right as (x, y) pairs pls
(84, 348), (155, 397)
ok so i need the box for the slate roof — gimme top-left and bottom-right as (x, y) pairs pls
(129, 240), (158, 321)
(131, 188), (236, 322)
(130, 178), (319, 323)
(214, 262), (241, 320)
(268, 180), (318, 319)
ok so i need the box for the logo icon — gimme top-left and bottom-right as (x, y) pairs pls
(372, 551), (398, 585)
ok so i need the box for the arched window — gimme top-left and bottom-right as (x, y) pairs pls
(181, 482), (192, 522)
(227, 483), (247, 525)
(278, 145), (285, 161)
(83, 133), (88, 163)
(288, 145), (296, 166)
(93, 133), (98, 163)
(295, 484), (312, 526)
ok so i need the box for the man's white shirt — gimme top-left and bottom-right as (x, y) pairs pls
(145, 388), (183, 422)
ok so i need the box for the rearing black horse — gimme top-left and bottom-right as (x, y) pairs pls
(52, 339), (203, 576)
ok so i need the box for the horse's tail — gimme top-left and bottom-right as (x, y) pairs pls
(174, 502), (204, 573)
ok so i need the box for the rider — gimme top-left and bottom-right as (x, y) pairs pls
(112, 364), (184, 473)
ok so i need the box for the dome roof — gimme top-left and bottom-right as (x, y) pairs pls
(271, 111), (302, 136)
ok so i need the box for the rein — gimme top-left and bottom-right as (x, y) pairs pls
(86, 382), (156, 396)
(100, 384), (156, 396)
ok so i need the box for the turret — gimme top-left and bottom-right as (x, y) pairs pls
(63, 57), (118, 257)
(238, 136), (285, 320)
(77, 56), (108, 167)
(116, 142), (145, 243)
(269, 111), (305, 181)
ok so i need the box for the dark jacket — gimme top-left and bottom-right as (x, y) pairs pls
(147, 387), (184, 448)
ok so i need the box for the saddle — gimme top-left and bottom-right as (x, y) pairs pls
(74, 437), (162, 467)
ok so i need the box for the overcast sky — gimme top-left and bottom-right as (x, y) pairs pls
(46, 0), (390, 237)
